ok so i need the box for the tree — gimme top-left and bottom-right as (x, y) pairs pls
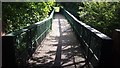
(2, 2), (55, 34)
(78, 2), (120, 37)
(59, 2), (84, 18)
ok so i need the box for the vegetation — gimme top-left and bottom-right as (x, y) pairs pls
(2, 2), (120, 38)
(2, 2), (55, 34)
(59, 2), (120, 37)
(78, 2), (120, 37)
(59, 2), (84, 18)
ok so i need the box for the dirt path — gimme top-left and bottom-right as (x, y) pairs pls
(28, 13), (85, 68)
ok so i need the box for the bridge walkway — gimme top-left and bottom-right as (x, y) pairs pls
(28, 13), (86, 68)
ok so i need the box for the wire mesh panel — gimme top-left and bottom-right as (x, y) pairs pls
(15, 31), (29, 66)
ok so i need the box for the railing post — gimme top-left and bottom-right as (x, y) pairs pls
(27, 29), (33, 57)
(50, 19), (52, 30)
(99, 39), (113, 68)
(2, 36), (17, 67)
(113, 29), (120, 68)
(45, 21), (47, 37)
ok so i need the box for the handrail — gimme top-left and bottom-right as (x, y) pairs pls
(2, 10), (54, 67)
(61, 8), (112, 68)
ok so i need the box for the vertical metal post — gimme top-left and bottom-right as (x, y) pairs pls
(50, 19), (52, 30)
(113, 29), (120, 68)
(27, 29), (33, 57)
(2, 36), (17, 67)
(99, 38), (112, 68)
(45, 21), (47, 37)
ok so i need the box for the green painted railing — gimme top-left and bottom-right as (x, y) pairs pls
(61, 8), (113, 68)
(2, 10), (54, 67)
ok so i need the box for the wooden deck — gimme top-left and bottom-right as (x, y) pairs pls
(28, 13), (85, 68)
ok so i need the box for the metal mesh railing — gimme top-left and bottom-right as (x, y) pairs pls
(61, 8), (112, 68)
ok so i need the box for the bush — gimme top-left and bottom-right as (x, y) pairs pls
(2, 2), (55, 34)
(78, 2), (120, 37)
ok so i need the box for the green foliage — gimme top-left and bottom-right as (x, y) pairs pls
(59, 2), (84, 18)
(79, 2), (120, 37)
(2, 2), (55, 33)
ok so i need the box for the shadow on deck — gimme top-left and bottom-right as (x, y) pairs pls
(28, 13), (86, 68)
